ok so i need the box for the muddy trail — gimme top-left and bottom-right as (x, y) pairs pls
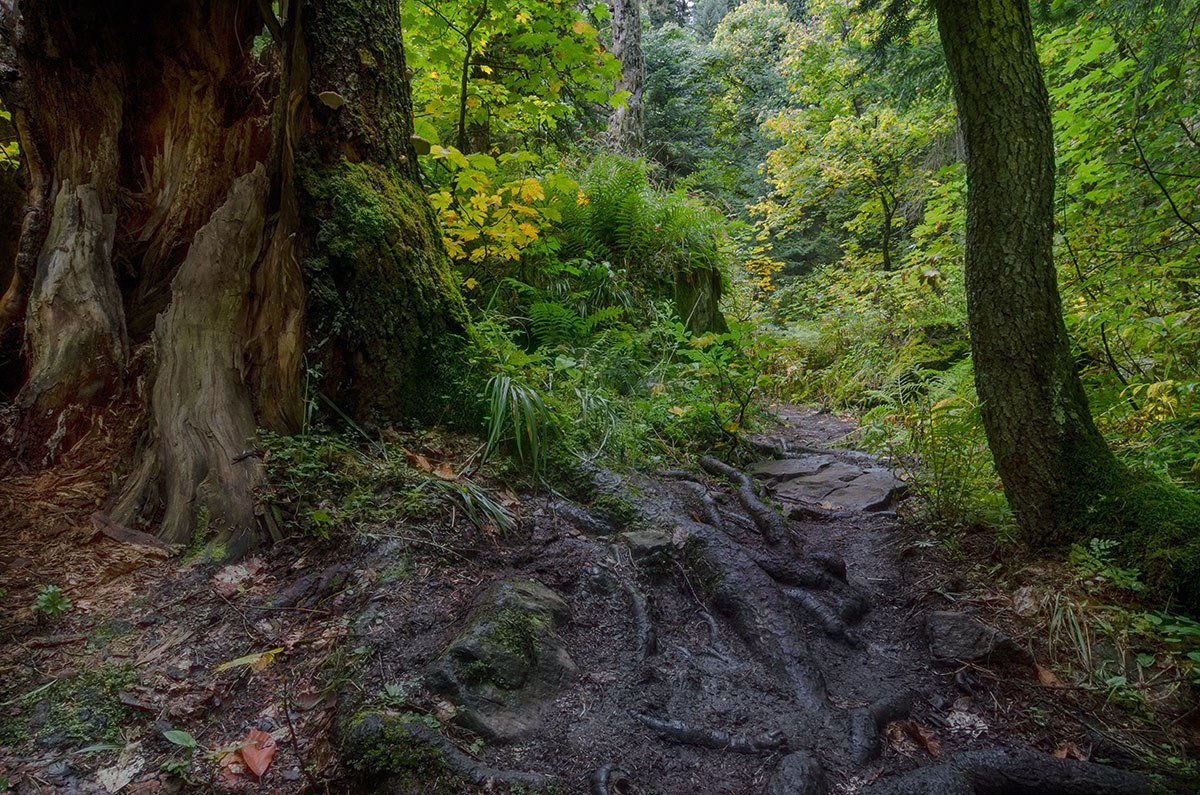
(0, 408), (1188, 793)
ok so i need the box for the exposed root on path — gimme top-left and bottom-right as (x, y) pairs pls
(861, 747), (1153, 795)
(851, 691), (914, 763)
(589, 763), (640, 795)
(699, 455), (789, 544)
(634, 713), (788, 754)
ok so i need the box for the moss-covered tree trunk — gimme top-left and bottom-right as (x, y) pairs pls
(0, 0), (463, 553)
(932, 0), (1200, 606)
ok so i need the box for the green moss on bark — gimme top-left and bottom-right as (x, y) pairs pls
(299, 155), (468, 422)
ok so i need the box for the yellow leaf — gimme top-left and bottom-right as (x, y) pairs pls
(668, 406), (688, 416)
(215, 647), (284, 674)
(463, 277), (479, 290)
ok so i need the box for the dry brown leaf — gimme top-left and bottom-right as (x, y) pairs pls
(434, 461), (457, 480)
(905, 722), (941, 758)
(1035, 663), (1062, 687)
(212, 557), (265, 596)
(239, 728), (278, 778)
(405, 451), (434, 472)
(1053, 741), (1087, 761)
(886, 720), (941, 758)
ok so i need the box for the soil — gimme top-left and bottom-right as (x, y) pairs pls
(1, 406), (1196, 793)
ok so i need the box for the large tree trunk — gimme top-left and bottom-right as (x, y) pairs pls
(606, 0), (645, 153)
(0, 0), (463, 552)
(931, 0), (1200, 612)
(931, 0), (1122, 544)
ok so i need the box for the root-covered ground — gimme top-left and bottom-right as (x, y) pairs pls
(1, 408), (1196, 793)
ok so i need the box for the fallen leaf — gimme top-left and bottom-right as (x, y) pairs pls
(97, 743), (145, 792)
(433, 700), (458, 722)
(1035, 664), (1062, 687)
(434, 461), (457, 480)
(885, 720), (941, 758)
(215, 647), (284, 673)
(1012, 585), (1037, 616)
(405, 451), (434, 472)
(1053, 741), (1087, 761)
(905, 722), (941, 758)
(239, 728), (277, 778)
(212, 557), (265, 596)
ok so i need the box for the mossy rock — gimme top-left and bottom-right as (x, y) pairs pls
(427, 579), (576, 741)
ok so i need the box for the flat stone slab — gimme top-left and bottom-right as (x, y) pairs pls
(750, 456), (906, 512)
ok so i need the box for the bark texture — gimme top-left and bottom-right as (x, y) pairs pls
(0, 0), (463, 550)
(606, 0), (645, 153)
(931, 0), (1122, 544)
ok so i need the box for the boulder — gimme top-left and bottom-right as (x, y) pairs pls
(925, 611), (1010, 664)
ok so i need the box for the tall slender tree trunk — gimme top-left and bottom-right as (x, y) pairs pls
(930, 0), (1123, 544)
(606, 0), (645, 153)
(0, 0), (463, 553)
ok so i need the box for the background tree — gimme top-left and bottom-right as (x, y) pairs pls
(0, 0), (464, 553)
(606, 0), (646, 152)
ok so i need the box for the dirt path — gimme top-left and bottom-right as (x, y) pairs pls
(0, 407), (1186, 793)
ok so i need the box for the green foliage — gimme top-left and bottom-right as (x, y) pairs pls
(1070, 538), (1146, 594)
(404, 0), (621, 152)
(752, 0), (1200, 588)
(32, 585), (73, 619)
(0, 103), (19, 169)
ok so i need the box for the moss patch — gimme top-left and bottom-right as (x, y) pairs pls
(298, 155), (469, 424)
(2, 663), (140, 748)
(341, 710), (462, 792)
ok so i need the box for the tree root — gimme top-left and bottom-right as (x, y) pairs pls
(634, 713), (787, 754)
(589, 763), (639, 795)
(783, 587), (861, 646)
(861, 747), (1154, 795)
(619, 576), (658, 660)
(699, 456), (789, 544)
(851, 691), (914, 764)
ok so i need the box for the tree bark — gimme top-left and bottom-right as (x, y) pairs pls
(930, 0), (1124, 544)
(606, 0), (645, 153)
(0, 0), (463, 551)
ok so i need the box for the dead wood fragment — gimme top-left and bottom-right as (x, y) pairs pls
(634, 712), (787, 754)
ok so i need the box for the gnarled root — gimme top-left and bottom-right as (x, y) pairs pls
(590, 763), (640, 795)
(861, 747), (1154, 795)
(634, 713), (787, 754)
(851, 691), (914, 764)
(699, 455), (789, 544)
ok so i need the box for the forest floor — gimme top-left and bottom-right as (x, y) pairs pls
(0, 407), (1196, 793)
